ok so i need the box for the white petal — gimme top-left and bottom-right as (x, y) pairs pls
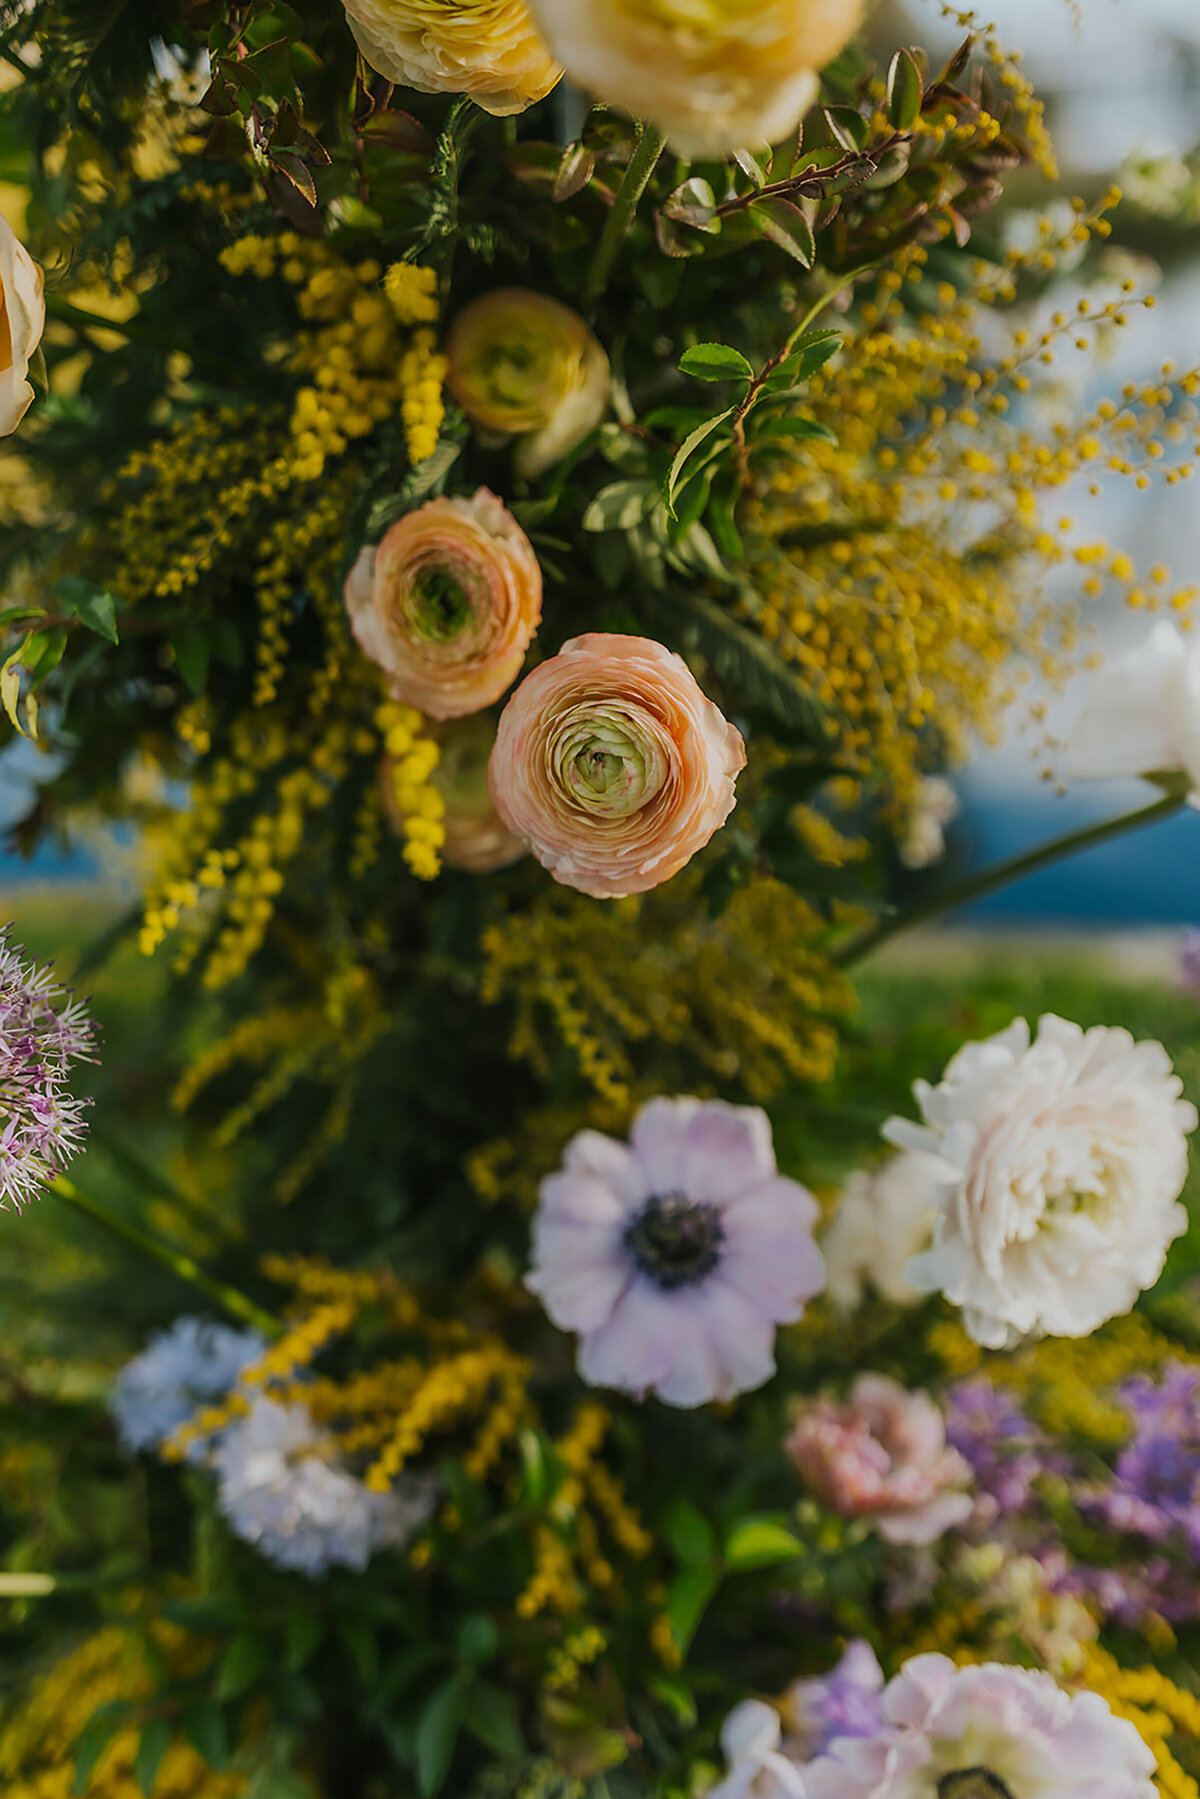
(1066, 620), (1185, 781)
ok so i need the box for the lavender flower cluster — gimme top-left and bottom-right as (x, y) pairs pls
(0, 924), (96, 1209)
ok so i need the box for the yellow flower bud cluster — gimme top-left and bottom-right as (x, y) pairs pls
(1083, 1646), (1200, 1799)
(544, 1626), (609, 1693)
(0, 1625), (249, 1799)
(482, 871), (854, 1106)
(377, 700), (446, 881)
(384, 261), (439, 325)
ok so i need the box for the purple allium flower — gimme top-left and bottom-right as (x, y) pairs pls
(526, 1097), (824, 1408)
(804, 1655), (1157, 1799)
(1178, 927), (1200, 997)
(781, 1641), (885, 1761)
(945, 1380), (1048, 1523)
(0, 924), (96, 1208)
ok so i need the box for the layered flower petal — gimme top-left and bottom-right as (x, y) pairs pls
(489, 634), (745, 899)
(346, 488), (542, 718)
(527, 0), (862, 157)
(0, 212), (44, 438)
(341, 0), (562, 116)
(446, 290), (610, 477)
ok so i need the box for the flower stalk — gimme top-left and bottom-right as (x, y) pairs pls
(835, 787), (1189, 967)
(580, 123), (668, 314)
(51, 1174), (281, 1338)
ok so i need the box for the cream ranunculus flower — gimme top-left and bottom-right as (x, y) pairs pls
(526, 0), (863, 157)
(0, 213), (44, 438)
(488, 633), (745, 899)
(345, 487), (543, 719)
(445, 289), (610, 480)
(1066, 620), (1200, 803)
(340, 0), (561, 117)
(384, 713), (525, 873)
(885, 1014), (1198, 1349)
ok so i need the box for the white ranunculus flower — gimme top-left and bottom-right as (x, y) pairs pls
(898, 776), (960, 870)
(1066, 620), (1200, 803)
(821, 1150), (943, 1310)
(526, 0), (863, 158)
(884, 1014), (1197, 1349)
(0, 213), (44, 438)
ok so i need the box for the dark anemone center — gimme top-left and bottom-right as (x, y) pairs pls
(938, 1772), (1016, 1799)
(623, 1193), (724, 1291)
(413, 564), (472, 641)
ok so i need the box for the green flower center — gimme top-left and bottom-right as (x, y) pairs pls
(411, 564), (474, 643)
(623, 1194), (725, 1291)
(553, 709), (667, 818)
(938, 1772), (1016, 1799)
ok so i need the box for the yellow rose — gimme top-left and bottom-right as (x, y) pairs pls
(527, 0), (863, 155)
(0, 213), (44, 438)
(445, 289), (610, 479)
(341, 0), (562, 117)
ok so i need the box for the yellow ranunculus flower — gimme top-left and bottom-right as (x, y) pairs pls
(341, 0), (562, 117)
(445, 288), (610, 479)
(0, 212), (44, 438)
(527, 0), (863, 156)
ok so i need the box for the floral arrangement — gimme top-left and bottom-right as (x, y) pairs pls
(1, 3), (1200, 1798)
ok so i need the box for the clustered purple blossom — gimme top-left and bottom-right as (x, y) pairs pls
(944, 1378), (1050, 1523)
(0, 924), (96, 1209)
(783, 1640), (885, 1761)
(1101, 1363), (1200, 1553)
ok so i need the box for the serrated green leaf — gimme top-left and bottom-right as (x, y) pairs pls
(663, 1500), (718, 1565)
(824, 105), (869, 151)
(753, 416), (838, 446)
(678, 344), (753, 383)
(664, 408), (734, 518)
(887, 47), (924, 130)
(732, 146), (770, 187)
(135, 1718), (171, 1796)
(748, 198), (814, 267)
(55, 574), (120, 644)
(773, 330), (843, 386)
(416, 1676), (465, 1797)
(724, 1517), (806, 1570)
(463, 1679), (524, 1758)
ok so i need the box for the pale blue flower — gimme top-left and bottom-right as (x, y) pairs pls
(111, 1315), (265, 1458)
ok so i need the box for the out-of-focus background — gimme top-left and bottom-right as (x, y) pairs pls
(1, 0), (1198, 926)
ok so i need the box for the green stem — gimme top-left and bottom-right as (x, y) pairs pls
(580, 123), (667, 314)
(51, 1174), (282, 1338)
(834, 788), (1188, 968)
(783, 267), (863, 356)
(43, 296), (201, 361)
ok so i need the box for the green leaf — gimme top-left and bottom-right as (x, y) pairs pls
(285, 1609), (323, 1671)
(1, 643), (25, 737)
(678, 344), (753, 383)
(887, 48), (924, 130)
(368, 1646), (447, 1722)
(754, 416), (838, 446)
(647, 1675), (697, 1728)
(554, 140), (595, 202)
(338, 1620), (379, 1688)
(664, 1567), (721, 1661)
(24, 626), (67, 687)
(135, 1718), (171, 1796)
(456, 1614), (499, 1668)
(664, 408), (734, 518)
(748, 198), (815, 267)
(73, 1705), (127, 1794)
(0, 606), (46, 629)
(662, 1500), (718, 1565)
(183, 1700), (230, 1771)
(724, 1517), (806, 1570)
(171, 628), (210, 697)
(416, 1676), (465, 1797)
(823, 105), (869, 151)
(774, 330), (843, 385)
(732, 146), (770, 187)
(581, 480), (658, 533)
(463, 1679), (525, 1758)
(54, 574), (120, 644)
(216, 1634), (268, 1702)
(661, 178), (720, 234)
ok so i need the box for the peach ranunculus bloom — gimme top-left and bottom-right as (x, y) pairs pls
(344, 488), (543, 720)
(526, 0), (863, 158)
(0, 214), (45, 439)
(383, 713), (525, 874)
(488, 633), (745, 899)
(445, 289), (610, 480)
(340, 0), (562, 117)
(785, 1373), (974, 1547)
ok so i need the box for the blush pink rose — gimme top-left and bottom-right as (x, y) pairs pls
(785, 1374), (973, 1546)
(344, 488), (542, 719)
(488, 633), (745, 899)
